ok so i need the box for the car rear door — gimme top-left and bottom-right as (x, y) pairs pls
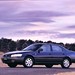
(51, 44), (65, 63)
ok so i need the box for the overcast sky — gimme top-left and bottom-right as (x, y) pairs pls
(0, 0), (75, 43)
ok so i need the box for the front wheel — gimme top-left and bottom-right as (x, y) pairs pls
(61, 58), (71, 68)
(23, 57), (34, 68)
(8, 64), (17, 68)
(45, 64), (53, 68)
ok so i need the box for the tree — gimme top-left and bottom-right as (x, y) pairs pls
(46, 40), (52, 43)
(1, 37), (75, 52)
(22, 43), (28, 49)
(65, 43), (75, 51)
(8, 41), (16, 51)
(25, 39), (34, 46)
(1, 38), (11, 52)
(35, 40), (43, 43)
(16, 40), (27, 50)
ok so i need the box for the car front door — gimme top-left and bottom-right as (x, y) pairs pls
(35, 44), (52, 63)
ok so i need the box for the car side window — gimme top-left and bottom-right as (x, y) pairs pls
(52, 45), (62, 52)
(40, 44), (51, 52)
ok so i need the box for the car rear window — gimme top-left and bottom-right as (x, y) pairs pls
(52, 45), (63, 52)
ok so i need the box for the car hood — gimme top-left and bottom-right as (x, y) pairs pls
(4, 50), (32, 55)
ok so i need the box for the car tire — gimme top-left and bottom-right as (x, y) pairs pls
(61, 58), (71, 68)
(23, 57), (34, 68)
(8, 64), (17, 68)
(45, 64), (53, 68)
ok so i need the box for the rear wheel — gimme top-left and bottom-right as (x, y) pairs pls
(45, 64), (53, 68)
(61, 58), (71, 68)
(8, 64), (17, 68)
(23, 57), (34, 68)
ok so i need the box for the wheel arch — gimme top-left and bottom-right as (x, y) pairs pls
(24, 55), (35, 64)
(63, 56), (72, 64)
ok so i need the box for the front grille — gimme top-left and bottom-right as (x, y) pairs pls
(3, 54), (11, 57)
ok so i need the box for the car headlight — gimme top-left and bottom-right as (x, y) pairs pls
(11, 54), (22, 57)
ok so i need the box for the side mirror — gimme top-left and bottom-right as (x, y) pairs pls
(38, 48), (43, 53)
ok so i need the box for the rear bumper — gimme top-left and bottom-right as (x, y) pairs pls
(1, 57), (24, 64)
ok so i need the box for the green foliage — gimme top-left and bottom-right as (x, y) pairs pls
(0, 38), (75, 52)
(65, 43), (75, 51)
(8, 41), (16, 51)
(0, 38), (11, 52)
(16, 40), (27, 50)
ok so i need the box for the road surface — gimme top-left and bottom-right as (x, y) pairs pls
(0, 66), (75, 75)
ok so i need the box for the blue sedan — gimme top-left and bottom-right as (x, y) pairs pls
(1, 43), (75, 68)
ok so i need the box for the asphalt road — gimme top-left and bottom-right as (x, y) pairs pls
(0, 66), (75, 75)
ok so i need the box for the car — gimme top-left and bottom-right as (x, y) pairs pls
(1, 43), (75, 68)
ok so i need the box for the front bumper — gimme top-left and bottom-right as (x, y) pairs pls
(1, 57), (24, 64)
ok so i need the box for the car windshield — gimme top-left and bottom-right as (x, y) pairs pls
(23, 44), (42, 51)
